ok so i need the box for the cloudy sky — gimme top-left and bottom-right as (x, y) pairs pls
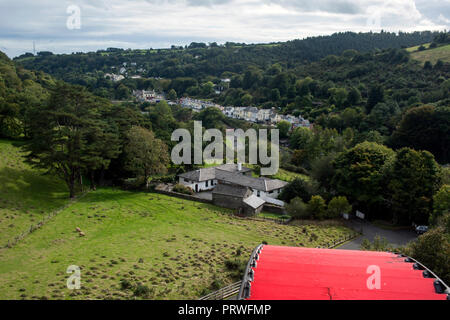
(0, 0), (449, 57)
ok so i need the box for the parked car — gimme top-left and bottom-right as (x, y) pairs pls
(415, 225), (428, 235)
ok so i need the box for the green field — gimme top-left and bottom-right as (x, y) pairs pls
(0, 140), (354, 300)
(406, 43), (431, 52)
(410, 44), (450, 64)
(0, 140), (68, 246)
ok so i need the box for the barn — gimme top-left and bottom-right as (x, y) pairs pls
(238, 245), (450, 300)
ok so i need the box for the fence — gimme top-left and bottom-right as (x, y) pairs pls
(3, 192), (88, 249)
(316, 232), (361, 249)
(198, 281), (242, 300)
(153, 185), (213, 204)
(234, 215), (292, 225)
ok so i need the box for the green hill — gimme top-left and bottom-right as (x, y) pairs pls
(410, 44), (450, 64)
(0, 139), (68, 245)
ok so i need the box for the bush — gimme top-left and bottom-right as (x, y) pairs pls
(405, 227), (450, 285)
(279, 178), (319, 203)
(173, 183), (194, 195)
(327, 196), (352, 219)
(133, 284), (154, 298)
(286, 197), (309, 219)
(120, 279), (132, 290)
(307, 195), (327, 220)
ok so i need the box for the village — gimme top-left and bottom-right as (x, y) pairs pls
(132, 89), (312, 129)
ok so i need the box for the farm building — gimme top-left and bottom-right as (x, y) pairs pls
(238, 245), (450, 300)
(212, 184), (265, 215)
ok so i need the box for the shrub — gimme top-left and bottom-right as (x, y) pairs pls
(173, 184), (194, 195)
(279, 178), (319, 203)
(120, 279), (132, 290)
(327, 196), (352, 219)
(286, 197), (309, 219)
(405, 227), (450, 285)
(224, 259), (240, 271)
(133, 284), (154, 298)
(307, 195), (327, 220)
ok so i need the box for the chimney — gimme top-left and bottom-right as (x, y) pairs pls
(238, 163), (242, 171)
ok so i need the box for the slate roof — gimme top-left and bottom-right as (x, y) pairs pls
(178, 164), (251, 182)
(243, 194), (265, 209)
(212, 183), (250, 198)
(215, 170), (288, 192)
(178, 164), (288, 192)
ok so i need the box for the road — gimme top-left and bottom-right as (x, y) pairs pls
(337, 219), (418, 250)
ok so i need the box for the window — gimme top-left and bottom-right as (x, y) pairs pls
(257, 191), (260, 197)
(206, 180), (209, 187)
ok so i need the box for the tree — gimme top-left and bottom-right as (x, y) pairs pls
(279, 178), (319, 203)
(276, 120), (291, 139)
(347, 87), (362, 105)
(307, 195), (327, 220)
(24, 83), (114, 198)
(328, 87), (348, 109)
(431, 185), (450, 225)
(327, 196), (352, 218)
(366, 85), (385, 113)
(167, 88), (177, 100)
(241, 93), (253, 106)
(405, 226), (450, 285)
(388, 148), (441, 225)
(124, 126), (169, 188)
(286, 197), (308, 219)
(331, 142), (395, 217)
(390, 105), (450, 163)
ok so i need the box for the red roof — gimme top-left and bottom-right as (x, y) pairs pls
(242, 245), (448, 300)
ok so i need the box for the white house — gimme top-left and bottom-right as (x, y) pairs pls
(178, 164), (288, 200)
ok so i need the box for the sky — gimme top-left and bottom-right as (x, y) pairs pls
(0, 0), (449, 58)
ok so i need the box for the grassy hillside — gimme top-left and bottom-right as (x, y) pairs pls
(410, 44), (450, 64)
(0, 188), (354, 300)
(0, 139), (68, 245)
(0, 140), (354, 300)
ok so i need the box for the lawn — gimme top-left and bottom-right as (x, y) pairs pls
(0, 139), (354, 300)
(0, 139), (68, 246)
(410, 44), (450, 64)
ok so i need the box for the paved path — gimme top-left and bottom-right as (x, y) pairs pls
(337, 220), (418, 250)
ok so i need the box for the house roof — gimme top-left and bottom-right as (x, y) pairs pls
(240, 245), (450, 300)
(212, 183), (249, 198)
(178, 164), (251, 182)
(215, 170), (288, 192)
(178, 167), (216, 182)
(243, 194), (265, 209)
(178, 165), (288, 192)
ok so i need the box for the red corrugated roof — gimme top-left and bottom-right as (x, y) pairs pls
(245, 245), (447, 300)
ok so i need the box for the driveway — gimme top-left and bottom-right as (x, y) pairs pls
(338, 219), (418, 250)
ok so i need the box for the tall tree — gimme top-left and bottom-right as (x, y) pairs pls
(332, 142), (395, 218)
(124, 126), (169, 188)
(24, 83), (114, 198)
(388, 148), (441, 225)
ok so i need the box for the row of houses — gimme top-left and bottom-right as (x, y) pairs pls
(179, 97), (223, 111)
(132, 90), (311, 129)
(223, 106), (311, 128)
